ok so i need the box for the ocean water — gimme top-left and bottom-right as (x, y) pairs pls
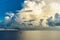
(20, 30), (60, 40)
(0, 29), (60, 40)
(0, 29), (19, 40)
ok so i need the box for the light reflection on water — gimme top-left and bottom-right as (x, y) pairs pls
(20, 30), (60, 40)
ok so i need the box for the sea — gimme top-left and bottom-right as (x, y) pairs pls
(0, 27), (60, 40)
(0, 29), (19, 40)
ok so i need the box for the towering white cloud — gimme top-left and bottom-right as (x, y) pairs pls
(15, 0), (60, 28)
(15, 0), (47, 28)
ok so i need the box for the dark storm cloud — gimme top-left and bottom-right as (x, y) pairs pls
(47, 13), (60, 26)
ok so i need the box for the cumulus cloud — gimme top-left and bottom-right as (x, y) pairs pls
(47, 13), (60, 26)
(15, 0), (46, 28)
(1, 0), (60, 29)
(0, 12), (16, 28)
(6, 12), (14, 18)
(4, 16), (10, 23)
(15, 0), (60, 29)
(4, 12), (15, 22)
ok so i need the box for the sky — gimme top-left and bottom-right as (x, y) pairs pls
(0, 0), (60, 29)
(0, 0), (24, 22)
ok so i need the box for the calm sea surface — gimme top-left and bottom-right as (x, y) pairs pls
(0, 29), (19, 40)
(0, 29), (60, 40)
